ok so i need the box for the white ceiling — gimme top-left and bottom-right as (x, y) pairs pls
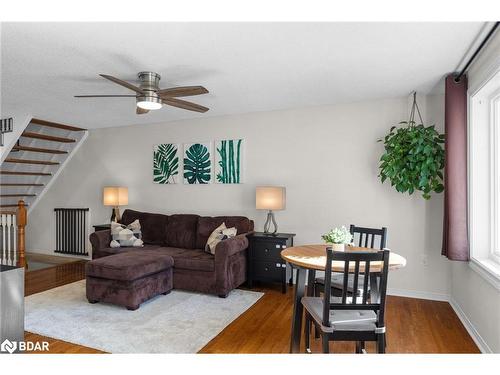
(1, 22), (484, 129)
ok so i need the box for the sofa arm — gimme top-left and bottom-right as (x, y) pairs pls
(89, 230), (111, 255)
(215, 233), (249, 259)
(214, 233), (249, 296)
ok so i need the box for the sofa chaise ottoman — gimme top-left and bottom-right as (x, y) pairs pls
(86, 250), (174, 310)
(89, 209), (254, 298)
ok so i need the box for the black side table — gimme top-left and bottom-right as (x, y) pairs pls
(247, 232), (296, 293)
(93, 224), (111, 232)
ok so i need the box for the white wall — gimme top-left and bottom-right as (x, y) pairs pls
(27, 96), (450, 298)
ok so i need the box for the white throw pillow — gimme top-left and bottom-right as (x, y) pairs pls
(205, 222), (237, 255)
(110, 220), (144, 248)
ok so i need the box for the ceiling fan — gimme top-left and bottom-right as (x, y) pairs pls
(75, 72), (209, 115)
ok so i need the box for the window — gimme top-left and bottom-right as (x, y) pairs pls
(495, 96), (500, 263)
(469, 68), (500, 286)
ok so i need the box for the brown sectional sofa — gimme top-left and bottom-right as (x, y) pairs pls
(89, 209), (254, 298)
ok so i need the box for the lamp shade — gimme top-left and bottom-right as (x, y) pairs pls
(256, 186), (286, 210)
(103, 187), (128, 206)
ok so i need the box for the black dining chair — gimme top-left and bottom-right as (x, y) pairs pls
(302, 248), (390, 353)
(313, 225), (387, 298)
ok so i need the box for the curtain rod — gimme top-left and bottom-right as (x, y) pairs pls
(454, 22), (499, 83)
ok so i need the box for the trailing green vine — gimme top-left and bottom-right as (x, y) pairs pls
(378, 94), (445, 200)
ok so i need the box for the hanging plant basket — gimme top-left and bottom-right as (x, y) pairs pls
(378, 93), (445, 200)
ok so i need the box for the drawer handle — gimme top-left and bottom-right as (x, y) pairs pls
(264, 248), (269, 253)
(264, 267), (269, 271)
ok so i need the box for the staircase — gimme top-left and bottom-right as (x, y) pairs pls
(0, 118), (88, 212)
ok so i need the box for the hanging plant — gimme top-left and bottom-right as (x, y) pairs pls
(378, 93), (445, 200)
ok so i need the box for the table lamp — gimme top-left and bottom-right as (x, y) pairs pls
(103, 186), (128, 222)
(256, 186), (286, 235)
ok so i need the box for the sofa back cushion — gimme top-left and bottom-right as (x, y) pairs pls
(120, 209), (168, 245)
(165, 214), (200, 249)
(195, 216), (253, 249)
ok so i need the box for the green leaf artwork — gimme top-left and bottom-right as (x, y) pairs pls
(153, 144), (179, 184)
(215, 139), (243, 184)
(183, 142), (212, 184)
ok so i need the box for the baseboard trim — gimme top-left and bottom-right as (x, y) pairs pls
(449, 297), (492, 353)
(387, 288), (450, 302)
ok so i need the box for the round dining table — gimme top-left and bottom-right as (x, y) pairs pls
(281, 244), (407, 353)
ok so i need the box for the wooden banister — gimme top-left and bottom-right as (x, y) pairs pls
(17, 200), (27, 268)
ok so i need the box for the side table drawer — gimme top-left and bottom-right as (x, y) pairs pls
(252, 241), (287, 261)
(252, 260), (286, 280)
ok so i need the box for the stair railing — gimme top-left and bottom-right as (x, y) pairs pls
(0, 200), (27, 267)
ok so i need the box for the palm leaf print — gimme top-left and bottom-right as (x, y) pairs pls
(153, 144), (179, 184)
(216, 139), (242, 183)
(216, 140), (228, 183)
(184, 143), (211, 184)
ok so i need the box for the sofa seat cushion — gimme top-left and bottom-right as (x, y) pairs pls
(196, 216), (253, 249)
(94, 244), (160, 258)
(301, 297), (377, 332)
(86, 250), (174, 281)
(155, 247), (215, 272)
(120, 209), (168, 245)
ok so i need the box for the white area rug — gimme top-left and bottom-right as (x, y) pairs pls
(25, 280), (263, 353)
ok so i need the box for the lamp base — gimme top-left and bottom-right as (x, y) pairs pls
(263, 210), (278, 235)
(110, 207), (121, 223)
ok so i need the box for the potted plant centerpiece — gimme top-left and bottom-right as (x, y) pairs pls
(322, 226), (353, 252)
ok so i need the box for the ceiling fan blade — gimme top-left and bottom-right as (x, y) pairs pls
(136, 107), (149, 115)
(162, 97), (209, 113)
(99, 74), (144, 94)
(74, 95), (137, 98)
(158, 86), (209, 97)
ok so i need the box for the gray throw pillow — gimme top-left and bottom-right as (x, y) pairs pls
(110, 220), (144, 248)
(205, 222), (237, 255)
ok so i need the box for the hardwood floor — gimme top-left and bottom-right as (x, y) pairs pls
(24, 261), (480, 354)
(25, 259), (86, 297)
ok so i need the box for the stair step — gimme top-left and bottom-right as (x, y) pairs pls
(22, 131), (75, 143)
(30, 118), (86, 132)
(4, 158), (60, 165)
(0, 183), (44, 186)
(0, 204), (29, 208)
(0, 194), (36, 197)
(0, 171), (52, 176)
(12, 145), (68, 154)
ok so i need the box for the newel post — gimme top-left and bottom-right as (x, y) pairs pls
(17, 200), (27, 268)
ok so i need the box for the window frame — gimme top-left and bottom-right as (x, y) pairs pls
(468, 65), (500, 290)
(492, 93), (500, 262)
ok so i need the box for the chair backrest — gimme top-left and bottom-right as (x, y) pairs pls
(322, 247), (390, 328)
(350, 224), (387, 249)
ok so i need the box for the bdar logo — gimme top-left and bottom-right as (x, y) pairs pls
(1, 339), (17, 354)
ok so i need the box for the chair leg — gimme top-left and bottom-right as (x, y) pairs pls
(377, 334), (386, 354)
(321, 335), (330, 354)
(355, 341), (361, 354)
(313, 283), (321, 339)
(314, 324), (320, 339)
(304, 315), (311, 353)
(314, 282), (320, 297)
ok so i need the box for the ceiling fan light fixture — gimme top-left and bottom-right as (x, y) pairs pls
(136, 95), (162, 110)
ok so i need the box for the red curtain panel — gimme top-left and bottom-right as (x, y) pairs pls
(442, 75), (469, 261)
